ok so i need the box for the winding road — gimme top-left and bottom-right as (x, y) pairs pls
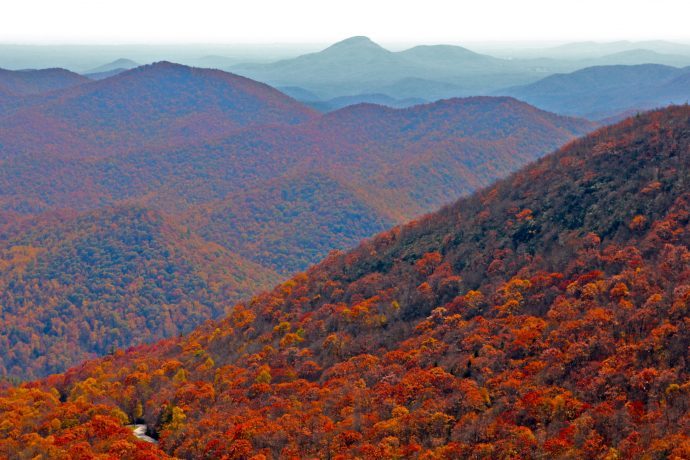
(128, 424), (158, 444)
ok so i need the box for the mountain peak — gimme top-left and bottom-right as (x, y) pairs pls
(87, 58), (140, 74)
(325, 36), (385, 52)
(145, 60), (188, 70)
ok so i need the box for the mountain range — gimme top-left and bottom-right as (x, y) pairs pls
(501, 39), (690, 59)
(228, 36), (690, 103)
(0, 67), (88, 97)
(0, 62), (595, 380)
(0, 62), (594, 268)
(229, 36), (532, 100)
(497, 64), (690, 119)
(0, 62), (317, 158)
(1, 105), (687, 458)
(2, 37), (689, 118)
(84, 58), (140, 80)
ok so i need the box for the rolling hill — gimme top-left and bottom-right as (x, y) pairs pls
(1, 105), (687, 458)
(0, 95), (595, 272)
(0, 66), (594, 384)
(497, 64), (690, 119)
(0, 61), (318, 158)
(0, 67), (89, 96)
(84, 59), (144, 80)
(588, 49), (690, 67)
(541, 40), (690, 59)
(304, 93), (427, 112)
(0, 206), (279, 380)
(86, 58), (140, 74)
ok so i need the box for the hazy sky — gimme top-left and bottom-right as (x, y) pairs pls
(2, 0), (689, 44)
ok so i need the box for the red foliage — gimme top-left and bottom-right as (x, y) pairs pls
(0, 102), (688, 458)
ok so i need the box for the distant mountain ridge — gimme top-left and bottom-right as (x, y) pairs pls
(229, 36), (522, 99)
(497, 63), (690, 119)
(0, 61), (318, 158)
(0, 86), (595, 274)
(229, 36), (690, 102)
(83, 58), (141, 80)
(86, 58), (140, 74)
(0, 67), (89, 96)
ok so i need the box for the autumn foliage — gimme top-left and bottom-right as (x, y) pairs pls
(0, 106), (688, 458)
(0, 65), (595, 381)
(0, 206), (279, 380)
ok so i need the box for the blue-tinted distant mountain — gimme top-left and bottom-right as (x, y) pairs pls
(589, 49), (690, 67)
(277, 86), (322, 102)
(661, 71), (690, 94)
(231, 37), (406, 88)
(548, 40), (690, 59)
(374, 77), (470, 100)
(306, 93), (427, 112)
(0, 67), (89, 96)
(231, 36), (690, 103)
(276, 86), (426, 112)
(494, 40), (690, 60)
(496, 64), (690, 119)
(83, 59), (140, 80)
(84, 68), (130, 80)
(86, 58), (139, 74)
(188, 55), (245, 70)
(398, 44), (508, 71)
(230, 36), (534, 99)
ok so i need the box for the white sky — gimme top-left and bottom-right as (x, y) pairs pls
(1, 0), (689, 45)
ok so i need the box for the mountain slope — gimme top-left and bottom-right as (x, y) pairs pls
(0, 206), (279, 380)
(231, 36), (404, 86)
(591, 49), (690, 67)
(86, 58), (140, 74)
(1, 106), (688, 458)
(398, 44), (506, 71)
(497, 64), (690, 119)
(84, 58), (141, 80)
(0, 62), (318, 158)
(0, 96), (595, 272)
(0, 67), (89, 96)
(305, 93), (427, 112)
(0, 83), (15, 105)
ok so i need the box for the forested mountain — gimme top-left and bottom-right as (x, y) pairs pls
(0, 67), (89, 96)
(304, 93), (426, 112)
(0, 94), (594, 272)
(0, 84), (15, 104)
(1, 106), (687, 458)
(0, 64), (594, 382)
(497, 64), (690, 119)
(0, 206), (278, 380)
(0, 61), (317, 158)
